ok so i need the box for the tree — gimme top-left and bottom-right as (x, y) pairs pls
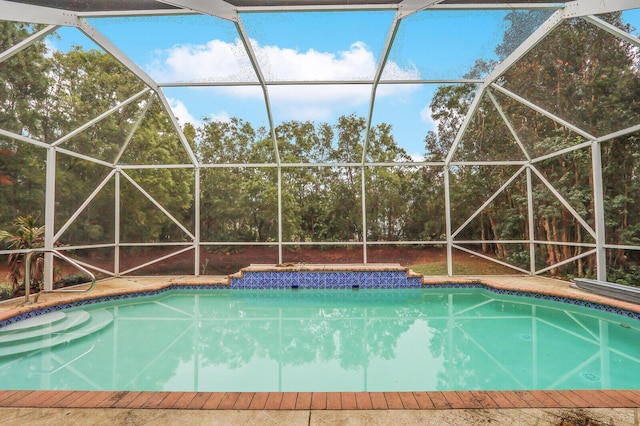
(0, 22), (50, 226)
(39, 48), (194, 245)
(365, 123), (413, 241)
(198, 118), (259, 242)
(424, 12), (640, 278)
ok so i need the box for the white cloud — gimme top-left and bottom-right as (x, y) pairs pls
(257, 41), (375, 81)
(410, 152), (425, 162)
(168, 98), (199, 127)
(149, 39), (420, 122)
(209, 111), (231, 123)
(43, 39), (56, 58)
(148, 38), (256, 83)
(420, 105), (438, 130)
(168, 98), (231, 127)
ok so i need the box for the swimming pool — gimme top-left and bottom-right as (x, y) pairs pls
(1, 287), (638, 392)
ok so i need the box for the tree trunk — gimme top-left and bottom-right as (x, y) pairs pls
(543, 216), (557, 274)
(481, 212), (488, 253)
(489, 216), (504, 258)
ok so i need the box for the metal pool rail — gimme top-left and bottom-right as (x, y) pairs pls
(21, 249), (96, 305)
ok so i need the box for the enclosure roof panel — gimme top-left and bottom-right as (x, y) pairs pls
(4, 0), (179, 12)
(4, 0), (564, 13)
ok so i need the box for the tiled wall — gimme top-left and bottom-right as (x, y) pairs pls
(230, 271), (423, 289)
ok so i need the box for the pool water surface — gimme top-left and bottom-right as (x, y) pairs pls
(0, 288), (638, 392)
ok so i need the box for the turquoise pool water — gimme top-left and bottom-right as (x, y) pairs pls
(0, 288), (639, 392)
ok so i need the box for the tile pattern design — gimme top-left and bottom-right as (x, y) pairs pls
(230, 271), (423, 290)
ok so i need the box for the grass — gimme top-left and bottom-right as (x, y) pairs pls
(409, 257), (521, 276)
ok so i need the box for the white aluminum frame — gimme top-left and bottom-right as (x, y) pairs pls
(1, 0), (639, 287)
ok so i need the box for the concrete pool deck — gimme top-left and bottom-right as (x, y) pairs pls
(1, 267), (639, 425)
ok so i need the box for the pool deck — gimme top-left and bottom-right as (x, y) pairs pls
(1, 266), (639, 425)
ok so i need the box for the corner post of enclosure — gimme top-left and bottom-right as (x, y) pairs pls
(444, 165), (453, 276)
(114, 168), (120, 277)
(591, 140), (607, 281)
(278, 166), (283, 264)
(362, 166), (367, 264)
(526, 165), (536, 275)
(43, 147), (56, 290)
(194, 167), (201, 276)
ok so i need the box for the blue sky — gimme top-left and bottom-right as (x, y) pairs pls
(47, 7), (640, 159)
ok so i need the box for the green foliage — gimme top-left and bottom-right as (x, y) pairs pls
(0, 215), (45, 294)
(608, 264), (640, 287)
(0, 283), (12, 300)
(0, 22), (49, 225)
(425, 11), (640, 280)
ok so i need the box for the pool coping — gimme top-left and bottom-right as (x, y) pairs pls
(0, 267), (639, 412)
(1, 389), (639, 411)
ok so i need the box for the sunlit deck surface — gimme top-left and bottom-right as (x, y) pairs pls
(1, 267), (639, 425)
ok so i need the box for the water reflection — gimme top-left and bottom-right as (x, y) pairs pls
(0, 289), (638, 392)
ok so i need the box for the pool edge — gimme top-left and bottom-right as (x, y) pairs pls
(1, 270), (640, 326)
(0, 389), (639, 410)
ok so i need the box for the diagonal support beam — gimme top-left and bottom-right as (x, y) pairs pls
(234, 19), (279, 165)
(54, 169), (118, 242)
(0, 0), (76, 25)
(0, 24), (58, 64)
(452, 165), (527, 238)
(156, 0), (238, 21)
(452, 243), (530, 274)
(120, 246), (194, 275)
(486, 88), (532, 162)
(490, 84), (597, 141)
(535, 248), (597, 275)
(362, 13), (402, 164)
(483, 8), (565, 85)
(531, 140), (593, 165)
(0, 128), (49, 149)
(120, 170), (195, 240)
(397, 0), (446, 19)
(444, 84), (486, 165)
(52, 88), (150, 147)
(596, 123), (640, 144)
(76, 18), (199, 167)
(530, 165), (596, 240)
(563, 0), (640, 18)
(583, 15), (640, 49)
(113, 95), (155, 165)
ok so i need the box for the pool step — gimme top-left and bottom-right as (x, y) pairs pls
(0, 311), (68, 333)
(0, 309), (113, 357)
(0, 311), (91, 344)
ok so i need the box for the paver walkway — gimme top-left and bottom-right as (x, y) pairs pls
(1, 389), (640, 410)
(1, 390), (639, 425)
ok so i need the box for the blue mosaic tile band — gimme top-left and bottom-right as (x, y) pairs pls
(429, 283), (640, 321)
(230, 270), (422, 290)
